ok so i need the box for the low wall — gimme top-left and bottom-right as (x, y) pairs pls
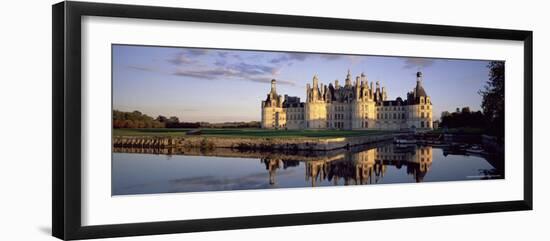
(113, 134), (395, 151)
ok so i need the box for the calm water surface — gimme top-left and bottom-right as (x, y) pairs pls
(112, 143), (503, 195)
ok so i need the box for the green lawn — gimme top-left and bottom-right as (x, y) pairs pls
(113, 128), (391, 138)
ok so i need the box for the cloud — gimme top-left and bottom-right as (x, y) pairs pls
(133, 47), (294, 86)
(184, 49), (209, 57)
(270, 53), (311, 64)
(214, 59), (227, 66)
(173, 64), (294, 86)
(232, 62), (279, 75)
(320, 54), (342, 60)
(126, 65), (156, 72)
(173, 68), (231, 80)
(168, 49), (210, 65)
(217, 52), (229, 58)
(403, 58), (435, 69)
(248, 76), (296, 86)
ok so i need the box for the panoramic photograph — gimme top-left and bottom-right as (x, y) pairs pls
(111, 44), (505, 196)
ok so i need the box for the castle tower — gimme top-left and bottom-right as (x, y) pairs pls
(261, 79), (286, 129)
(345, 69), (352, 87)
(270, 79), (277, 94)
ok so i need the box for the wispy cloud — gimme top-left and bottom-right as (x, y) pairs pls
(232, 62), (279, 75)
(131, 48), (296, 86)
(320, 54), (342, 60)
(403, 58), (435, 69)
(168, 49), (210, 65)
(127, 65), (157, 72)
(269, 53), (310, 64)
(173, 68), (228, 80)
(173, 64), (294, 86)
(248, 76), (295, 86)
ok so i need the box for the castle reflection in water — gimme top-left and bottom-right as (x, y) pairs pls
(114, 143), (437, 188)
(261, 145), (433, 187)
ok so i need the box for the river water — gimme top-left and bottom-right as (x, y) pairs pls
(112, 143), (504, 195)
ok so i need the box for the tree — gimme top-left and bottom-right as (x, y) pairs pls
(156, 115), (167, 123)
(112, 110), (165, 128)
(168, 116), (180, 123)
(440, 107), (486, 129)
(479, 61), (505, 137)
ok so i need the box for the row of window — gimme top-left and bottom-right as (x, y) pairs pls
(378, 113), (406, 120)
(377, 105), (431, 111)
(288, 114), (304, 120)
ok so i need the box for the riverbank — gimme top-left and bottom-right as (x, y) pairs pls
(112, 131), (396, 151)
(113, 128), (390, 138)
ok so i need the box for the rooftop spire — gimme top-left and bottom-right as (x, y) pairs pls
(345, 69), (352, 87)
(415, 72), (428, 97)
(270, 79), (276, 94)
(313, 74), (319, 87)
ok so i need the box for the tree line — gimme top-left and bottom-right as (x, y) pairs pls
(439, 61), (504, 138)
(112, 110), (260, 129)
(440, 107), (486, 129)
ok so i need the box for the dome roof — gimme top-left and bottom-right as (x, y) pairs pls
(416, 85), (427, 97)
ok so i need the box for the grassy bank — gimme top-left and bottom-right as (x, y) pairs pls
(113, 128), (391, 138)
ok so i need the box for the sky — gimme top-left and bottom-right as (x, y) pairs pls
(112, 44), (497, 123)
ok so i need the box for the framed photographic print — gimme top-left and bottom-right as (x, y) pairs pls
(52, 1), (533, 240)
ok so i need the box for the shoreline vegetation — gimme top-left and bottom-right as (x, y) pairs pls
(113, 128), (391, 138)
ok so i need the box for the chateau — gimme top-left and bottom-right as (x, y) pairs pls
(261, 70), (433, 130)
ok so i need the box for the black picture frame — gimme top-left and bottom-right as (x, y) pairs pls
(52, 1), (533, 240)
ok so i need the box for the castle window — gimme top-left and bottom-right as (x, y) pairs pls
(421, 112), (425, 118)
(402, 113), (405, 119)
(421, 121), (425, 128)
(393, 113), (396, 119)
(421, 105), (424, 110)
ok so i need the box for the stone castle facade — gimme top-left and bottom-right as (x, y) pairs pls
(261, 70), (433, 130)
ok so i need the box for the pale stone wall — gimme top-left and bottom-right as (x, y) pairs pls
(261, 106), (287, 129)
(285, 106), (305, 130)
(305, 102), (328, 129)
